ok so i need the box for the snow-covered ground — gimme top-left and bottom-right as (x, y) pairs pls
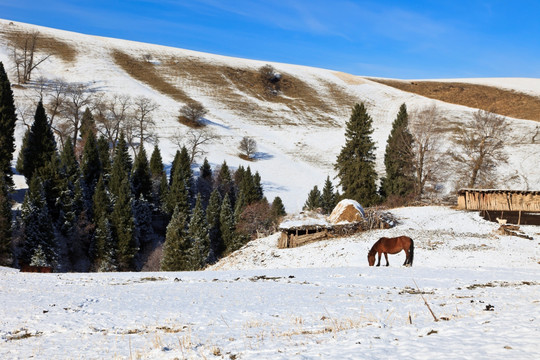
(2, 206), (539, 359)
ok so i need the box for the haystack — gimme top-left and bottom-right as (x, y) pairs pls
(328, 199), (365, 224)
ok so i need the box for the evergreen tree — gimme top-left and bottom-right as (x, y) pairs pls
(188, 194), (210, 269)
(270, 196), (286, 222)
(334, 103), (380, 206)
(97, 135), (111, 177)
(0, 171), (12, 266)
(320, 176), (338, 215)
(93, 216), (117, 272)
(196, 158), (213, 208)
(161, 205), (191, 271)
(80, 131), (101, 202)
(380, 103), (415, 200)
(79, 108), (97, 142)
(215, 161), (235, 205)
(206, 188), (223, 261)
(303, 185), (321, 211)
(169, 150), (181, 186)
(220, 193), (237, 254)
(36, 155), (63, 222)
(109, 134), (132, 198)
(20, 176), (57, 268)
(253, 171), (264, 202)
(149, 144), (163, 176)
(165, 165), (190, 216)
(0, 62), (17, 188)
(91, 176), (111, 269)
(92, 176), (110, 223)
(149, 144), (166, 209)
(111, 178), (138, 271)
(17, 100), (57, 182)
(131, 146), (152, 201)
(58, 139), (83, 236)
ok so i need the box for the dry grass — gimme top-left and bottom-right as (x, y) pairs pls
(111, 49), (192, 103)
(1, 28), (77, 63)
(161, 55), (357, 126)
(371, 79), (540, 122)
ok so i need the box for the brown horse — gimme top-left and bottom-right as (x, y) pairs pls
(368, 236), (414, 267)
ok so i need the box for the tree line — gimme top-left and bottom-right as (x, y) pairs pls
(304, 102), (511, 211)
(0, 61), (286, 271)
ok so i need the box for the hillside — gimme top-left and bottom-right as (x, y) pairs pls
(1, 19), (539, 211)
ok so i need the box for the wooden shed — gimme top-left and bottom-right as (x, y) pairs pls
(457, 189), (540, 225)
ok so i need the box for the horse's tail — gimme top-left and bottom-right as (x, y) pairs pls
(409, 239), (414, 266)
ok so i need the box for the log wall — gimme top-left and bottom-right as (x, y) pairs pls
(457, 189), (540, 212)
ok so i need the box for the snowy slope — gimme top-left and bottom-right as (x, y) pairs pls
(1, 19), (539, 212)
(1, 206), (539, 359)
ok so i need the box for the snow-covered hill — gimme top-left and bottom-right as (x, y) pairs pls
(1, 206), (539, 359)
(1, 19), (539, 211)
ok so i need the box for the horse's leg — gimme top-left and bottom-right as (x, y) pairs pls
(376, 252), (381, 266)
(384, 253), (389, 266)
(403, 248), (408, 266)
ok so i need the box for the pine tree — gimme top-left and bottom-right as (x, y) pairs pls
(149, 144), (166, 209)
(0, 62), (17, 188)
(150, 144), (164, 178)
(303, 185), (321, 211)
(109, 134), (132, 198)
(79, 108), (97, 142)
(58, 138), (83, 235)
(270, 196), (286, 222)
(93, 216), (117, 272)
(17, 100), (57, 182)
(92, 176), (110, 223)
(20, 176), (58, 268)
(335, 103), (380, 206)
(165, 165), (190, 216)
(97, 135), (111, 177)
(80, 131), (101, 202)
(188, 194), (210, 269)
(36, 155), (63, 222)
(169, 150), (181, 186)
(253, 171), (264, 202)
(206, 188), (223, 261)
(131, 146), (152, 201)
(380, 103), (415, 200)
(0, 171), (12, 266)
(161, 205), (191, 271)
(320, 176), (338, 215)
(220, 193), (237, 254)
(215, 161), (234, 206)
(111, 178), (138, 271)
(196, 158), (213, 208)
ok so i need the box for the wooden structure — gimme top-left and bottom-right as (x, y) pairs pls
(457, 189), (540, 212)
(457, 189), (540, 225)
(278, 222), (362, 249)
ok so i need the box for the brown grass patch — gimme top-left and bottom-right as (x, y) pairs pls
(371, 79), (540, 122)
(111, 49), (192, 103)
(1, 28), (77, 63)
(177, 115), (205, 128)
(161, 56), (356, 126)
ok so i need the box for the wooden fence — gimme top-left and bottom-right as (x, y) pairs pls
(457, 189), (540, 212)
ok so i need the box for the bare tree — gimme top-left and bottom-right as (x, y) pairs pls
(58, 82), (94, 144)
(409, 104), (446, 198)
(95, 94), (131, 151)
(129, 96), (159, 152)
(172, 129), (218, 164)
(178, 101), (208, 127)
(239, 136), (257, 159)
(259, 64), (281, 95)
(449, 109), (508, 189)
(10, 31), (51, 84)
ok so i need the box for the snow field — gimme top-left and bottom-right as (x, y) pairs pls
(1, 206), (539, 359)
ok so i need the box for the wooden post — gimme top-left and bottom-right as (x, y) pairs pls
(518, 210), (522, 226)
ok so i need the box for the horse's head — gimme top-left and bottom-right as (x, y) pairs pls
(367, 251), (375, 266)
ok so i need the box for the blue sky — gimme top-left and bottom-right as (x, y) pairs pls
(1, 0), (539, 78)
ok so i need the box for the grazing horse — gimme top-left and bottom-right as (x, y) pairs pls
(368, 236), (414, 267)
